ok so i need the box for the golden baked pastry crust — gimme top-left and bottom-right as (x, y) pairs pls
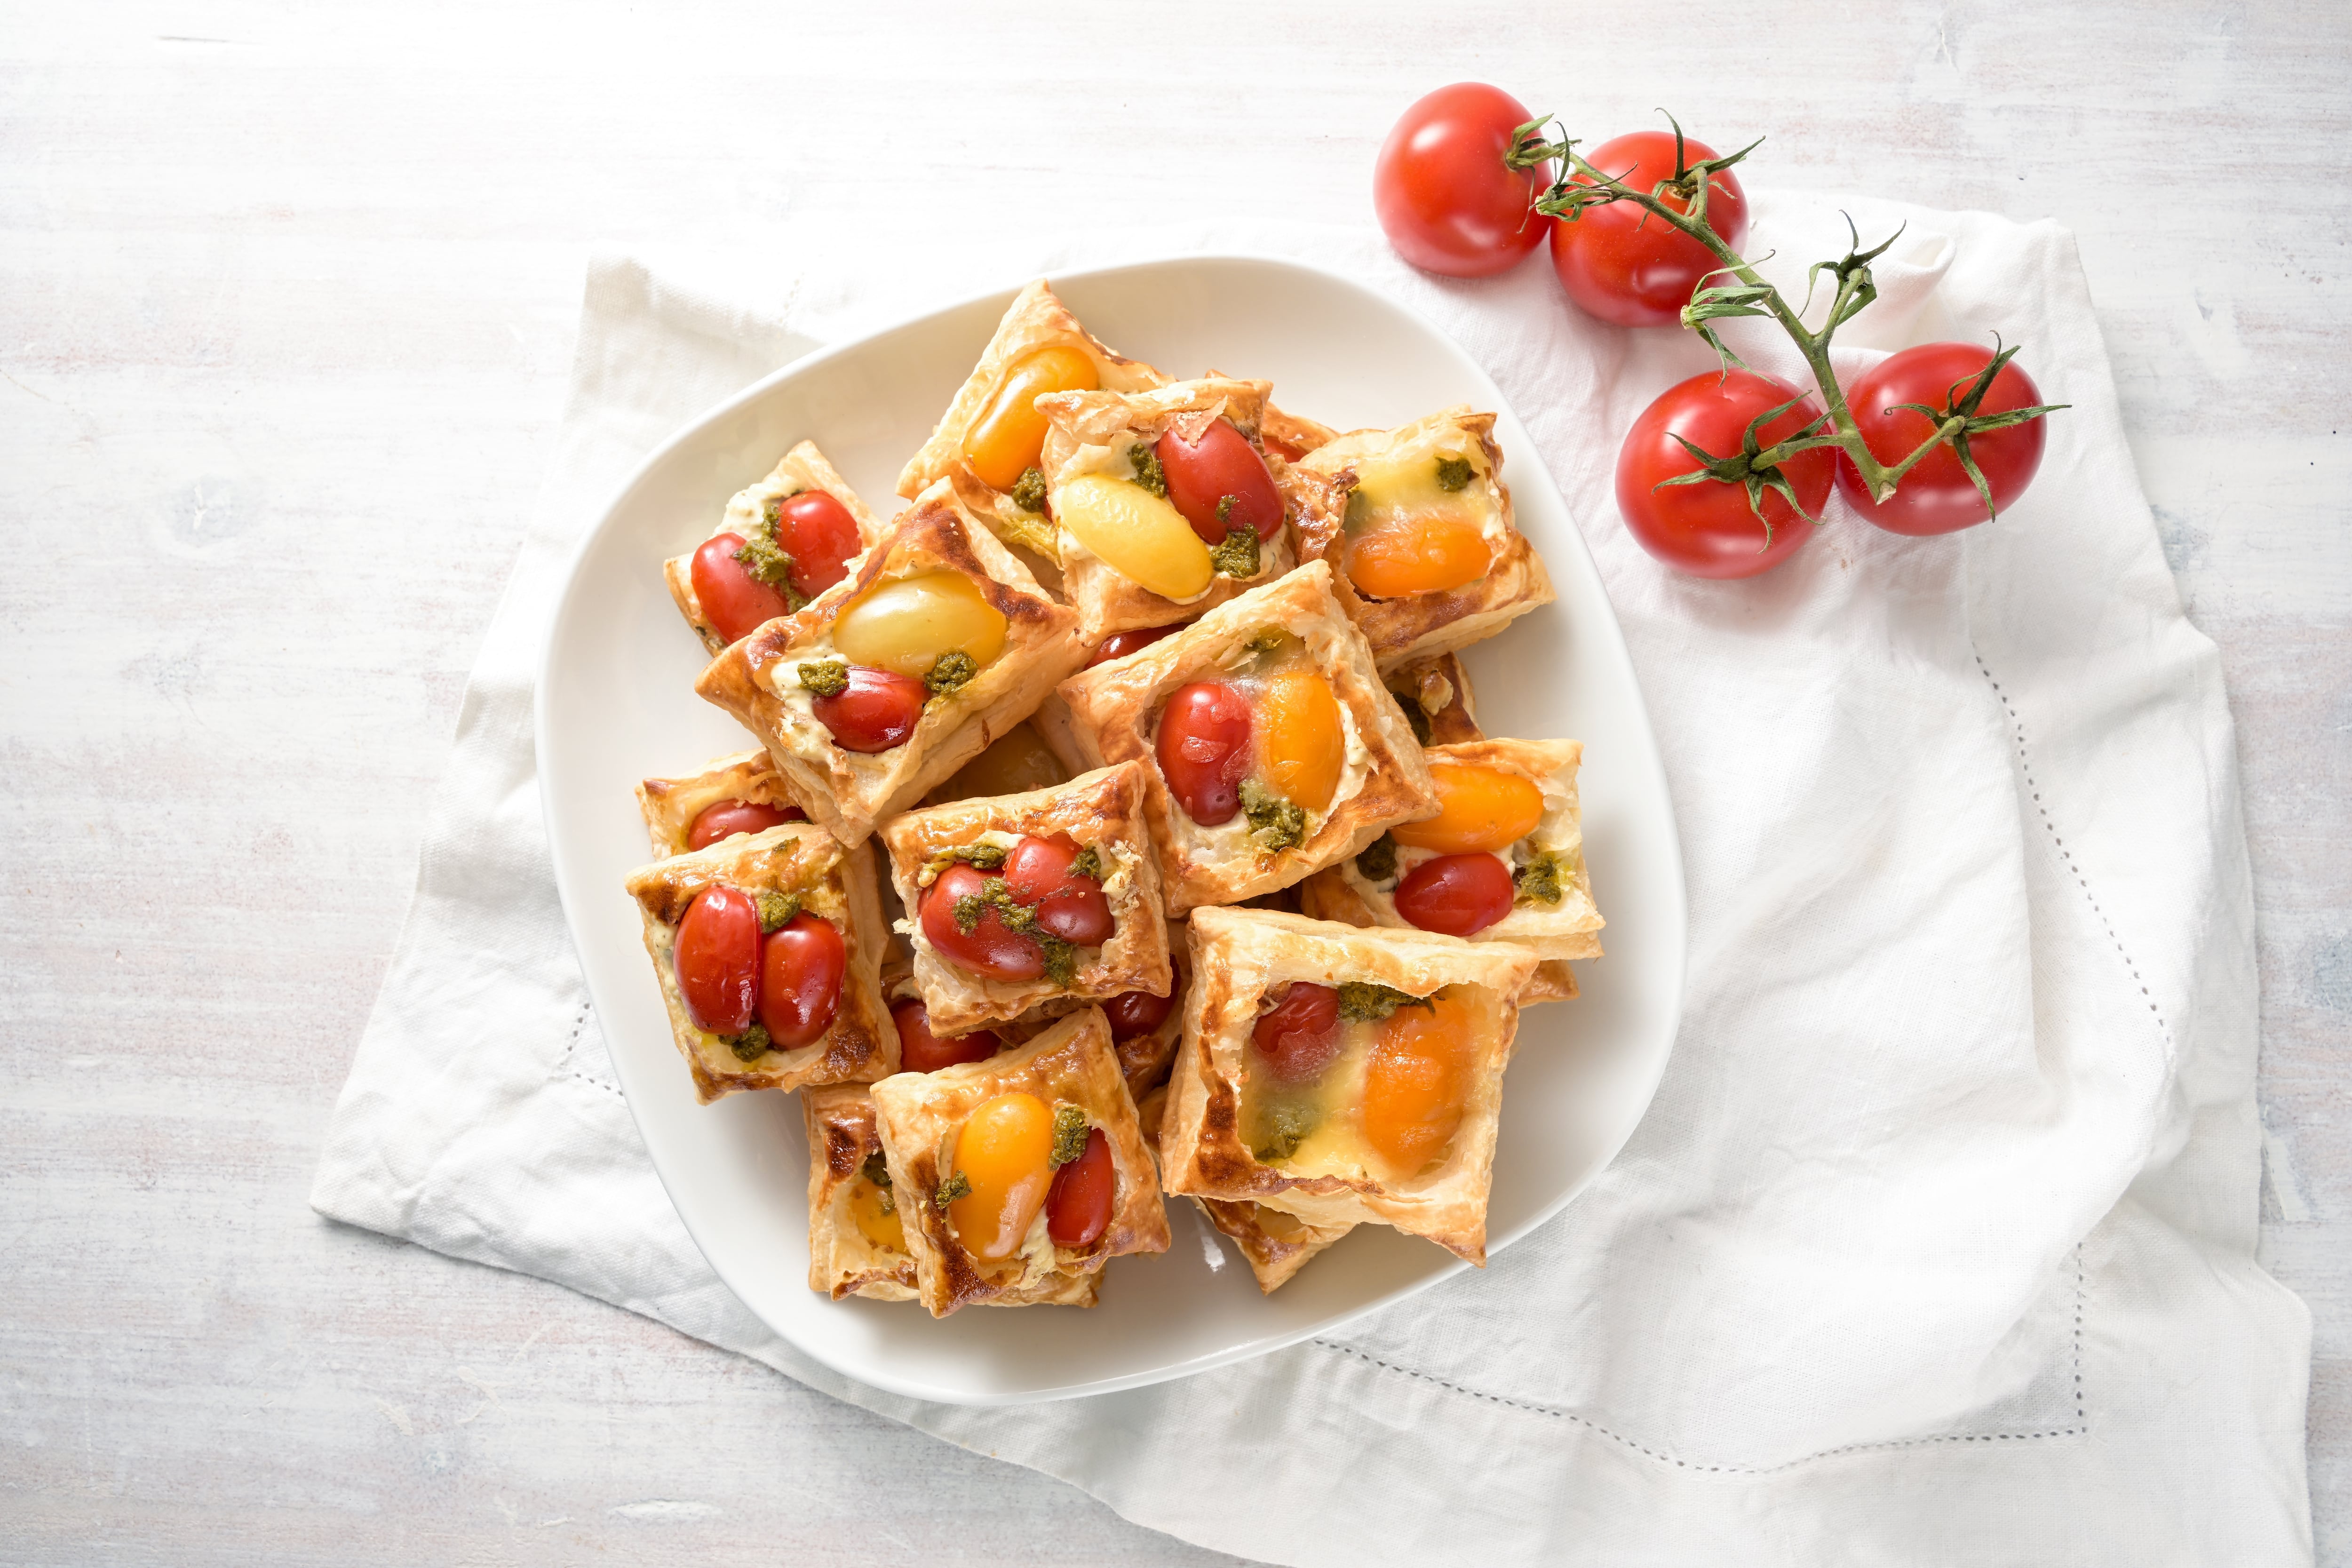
(803, 1084), (918, 1302)
(622, 824), (896, 1103)
(635, 749), (800, 858)
(694, 480), (1086, 845)
(1382, 651), (1483, 747)
(878, 762), (1174, 1034)
(869, 1007), (1169, 1317)
(1137, 1083), (1350, 1294)
(897, 279), (1167, 503)
(1034, 377), (1299, 641)
(664, 440), (888, 655)
(1298, 737), (1601, 1005)
(1289, 407), (1556, 670)
(1158, 907), (1538, 1264)
(1055, 561), (1439, 914)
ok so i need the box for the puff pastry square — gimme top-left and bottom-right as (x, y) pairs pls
(1289, 406), (1556, 670)
(695, 479), (1086, 845)
(665, 440), (889, 655)
(1056, 560), (1439, 914)
(1298, 737), (1601, 1005)
(879, 761), (1174, 1034)
(1158, 907), (1539, 1264)
(621, 824), (896, 1102)
(1137, 1084), (1351, 1294)
(1382, 650), (1484, 747)
(1033, 377), (1300, 641)
(870, 1006), (1169, 1317)
(803, 1084), (918, 1302)
(635, 749), (804, 858)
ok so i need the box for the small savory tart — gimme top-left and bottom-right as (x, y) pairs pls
(1289, 406), (1555, 670)
(1032, 377), (1299, 642)
(880, 762), (1172, 1035)
(897, 279), (1167, 511)
(1136, 1083), (1351, 1295)
(621, 824), (895, 1103)
(1298, 738), (1601, 1005)
(695, 478), (1086, 845)
(870, 1006), (1169, 1317)
(803, 1084), (918, 1302)
(1056, 561), (1439, 914)
(636, 749), (808, 858)
(1382, 650), (1484, 748)
(1158, 907), (1539, 1264)
(665, 440), (889, 653)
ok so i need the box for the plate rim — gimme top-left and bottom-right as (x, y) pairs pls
(534, 250), (1688, 1406)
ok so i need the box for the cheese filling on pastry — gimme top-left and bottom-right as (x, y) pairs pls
(1338, 772), (1588, 940)
(1338, 425), (1508, 601)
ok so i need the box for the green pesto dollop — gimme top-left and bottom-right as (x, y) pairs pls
(756, 890), (803, 933)
(1049, 1103), (1090, 1168)
(1009, 465), (1050, 515)
(725, 1023), (772, 1063)
(796, 658), (849, 698)
(1515, 850), (1567, 906)
(1336, 980), (1432, 1024)
(924, 650), (978, 697)
(1210, 525), (1261, 580)
(1240, 778), (1306, 853)
(1355, 833), (1398, 883)
(1433, 454), (1474, 492)
(1129, 442), (1168, 498)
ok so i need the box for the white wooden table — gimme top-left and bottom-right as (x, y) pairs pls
(5, 2), (2345, 1561)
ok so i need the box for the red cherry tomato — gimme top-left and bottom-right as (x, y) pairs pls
(1615, 370), (1834, 578)
(756, 913), (844, 1049)
(1252, 982), (1343, 1084)
(1391, 853), (1516, 937)
(812, 666), (927, 753)
(1548, 130), (1751, 327)
(1088, 623), (1185, 668)
(1045, 1127), (1114, 1249)
(1002, 833), (1115, 947)
(1102, 988), (1173, 1042)
(685, 798), (804, 852)
(919, 863), (1045, 981)
(1155, 681), (1253, 827)
(1156, 420), (1284, 544)
(892, 998), (999, 1073)
(772, 491), (863, 600)
(1835, 344), (2050, 536)
(674, 885), (761, 1033)
(691, 533), (794, 645)
(1373, 83), (1550, 279)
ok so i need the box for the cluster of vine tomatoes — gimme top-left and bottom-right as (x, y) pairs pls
(1373, 83), (2050, 579)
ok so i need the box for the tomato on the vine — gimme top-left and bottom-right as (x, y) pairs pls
(1373, 83), (1551, 278)
(1835, 343), (2051, 536)
(1548, 130), (1750, 327)
(1615, 370), (1834, 578)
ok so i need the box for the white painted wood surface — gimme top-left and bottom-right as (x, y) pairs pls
(3, 1), (2345, 1560)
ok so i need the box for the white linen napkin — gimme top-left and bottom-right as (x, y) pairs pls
(311, 203), (2313, 1565)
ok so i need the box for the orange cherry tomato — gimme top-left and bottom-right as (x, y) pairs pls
(674, 885), (761, 1033)
(1257, 669), (1345, 815)
(810, 666), (927, 754)
(1391, 852), (1516, 937)
(691, 532), (794, 645)
(1343, 511), (1492, 598)
(1157, 418), (1284, 543)
(948, 1091), (1056, 1261)
(962, 345), (1099, 489)
(1045, 1127), (1114, 1249)
(756, 913), (844, 1049)
(1252, 982), (1342, 1085)
(1361, 991), (1478, 1177)
(1390, 763), (1544, 855)
(1155, 681), (1253, 826)
(685, 798), (803, 852)
(892, 999), (999, 1073)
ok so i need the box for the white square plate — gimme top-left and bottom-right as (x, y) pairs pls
(537, 255), (1685, 1405)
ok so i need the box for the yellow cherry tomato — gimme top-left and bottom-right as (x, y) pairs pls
(931, 721), (1068, 803)
(947, 1091), (1055, 1261)
(962, 346), (1100, 490)
(1391, 762), (1545, 855)
(1257, 669), (1345, 814)
(1343, 512), (1492, 598)
(832, 571), (1009, 681)
(1056, 474), (1215, 601)
(848, 1175), (905, 1252)
(1361, 990), (1478, 1178)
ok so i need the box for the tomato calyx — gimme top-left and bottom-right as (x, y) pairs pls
(1527, 110), (1761, 229)
(1653, 390), (1834, 545)
(1868, 336), (2071, 516)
